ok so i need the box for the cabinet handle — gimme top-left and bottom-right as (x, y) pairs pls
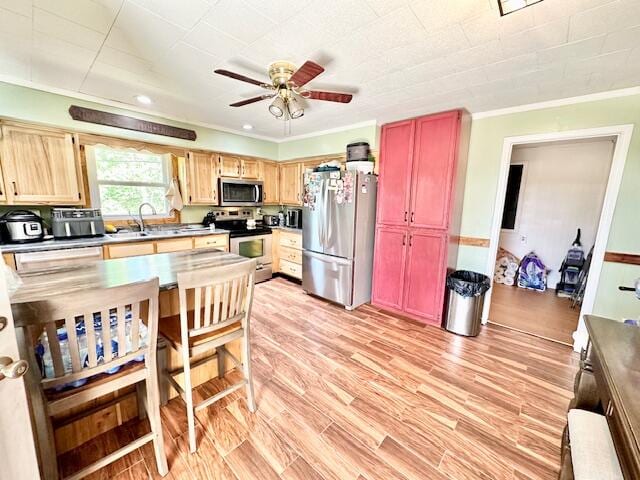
(404, 211), (408, 222)
(402, 235), (406, 246)
(409, 235), (413, 247)
(263, 192), (266, 200)
(411, 212), (415, 223)
(12, 182), (17, 196)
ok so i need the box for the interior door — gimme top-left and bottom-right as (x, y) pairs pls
(2, 125), (83, 205)
(0, 252), (40, 479)
(371, 226), (408, 310)
(409, 111), (459, 230)
(376, 120), (414, 226)
(403, 230), (447, 324)
(186, 152), (217, 204)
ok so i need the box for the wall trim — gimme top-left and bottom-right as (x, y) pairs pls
(482, 124), (634, 353)
(604, 252), (640, 266)
(274, 119), (378, 144)
(472, 86), (640, 120)
(453, 236), (490, 247)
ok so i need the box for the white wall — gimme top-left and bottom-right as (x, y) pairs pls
(499, 138), (614, 287)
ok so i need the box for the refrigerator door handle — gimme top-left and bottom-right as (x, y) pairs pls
(303, 249), (352, 266)
(318, 179), (325, 249)
(323, 178), (331, 248)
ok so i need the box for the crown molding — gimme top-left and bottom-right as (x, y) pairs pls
(472, 86), (640, 120)
(272, 119), (379, 144)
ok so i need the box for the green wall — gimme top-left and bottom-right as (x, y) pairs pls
(277, 123), (379, 160)
(457, 94), (640, 322)
(0, 82), (278, 159)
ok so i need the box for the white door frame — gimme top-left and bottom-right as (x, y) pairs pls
(482, 124), (634, 352)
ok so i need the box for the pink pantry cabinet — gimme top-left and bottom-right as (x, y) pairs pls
(372, 110), (470, 326)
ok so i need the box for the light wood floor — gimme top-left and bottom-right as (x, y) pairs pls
(489, 284), (581, 345)
(60, 277), (579, 480)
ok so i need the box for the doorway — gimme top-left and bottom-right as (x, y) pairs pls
(482, 125), (634, 351)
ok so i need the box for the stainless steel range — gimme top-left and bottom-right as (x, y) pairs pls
(209, 210), (273, 283)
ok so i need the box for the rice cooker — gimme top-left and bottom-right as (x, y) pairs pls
(0, 210), (45, 243)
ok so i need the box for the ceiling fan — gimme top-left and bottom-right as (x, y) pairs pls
(214, 60), (353, 121)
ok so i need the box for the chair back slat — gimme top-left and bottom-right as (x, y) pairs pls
(84, 311), (98, 368)
(45, 322), (65, 378)
(101, 309), (112, 362)
(203, 286), (212, 327)
(12, 278), (159, 390)
(116, 305), (127, 358)
(130, 303), (140, 352)
(177, 260), (257, 339)
(193, 287), (202, 329)
(65, 316), (82, 373)
(213, 285), (221, 325)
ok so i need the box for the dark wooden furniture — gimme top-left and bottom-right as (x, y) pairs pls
(577, 315), (640, 479)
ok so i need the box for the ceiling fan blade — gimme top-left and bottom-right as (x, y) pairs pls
(289, 61), (325, 87)
(214, 69), (269, 87)
(229, 95), (273, 107)
(307, 91), (353, 103)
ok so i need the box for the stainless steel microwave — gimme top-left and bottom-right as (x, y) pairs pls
(219, 178), (264, 206)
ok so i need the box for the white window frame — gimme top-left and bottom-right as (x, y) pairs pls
(85, 145), (172, 220)
(500, 162), (527, 233)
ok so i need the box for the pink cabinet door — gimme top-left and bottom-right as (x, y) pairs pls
(377, 120), (414, 226)
(403, 230), (447, 324)
(372, 226), (408, 310)
(409, 111), (460, 230)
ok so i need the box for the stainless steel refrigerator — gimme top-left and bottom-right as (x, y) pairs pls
(302, 170), (377, 310)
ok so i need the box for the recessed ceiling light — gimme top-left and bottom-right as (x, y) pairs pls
(498, 0), (543, 16)
(242, 124), (253, 130)
(135, 94), (152, 105)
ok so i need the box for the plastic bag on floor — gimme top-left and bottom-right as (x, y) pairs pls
(447, 270), (491, 298)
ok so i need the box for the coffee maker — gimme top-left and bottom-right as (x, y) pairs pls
(286, 209), (302, 229)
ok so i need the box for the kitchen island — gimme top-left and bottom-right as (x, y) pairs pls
(10, 249), (254, 455)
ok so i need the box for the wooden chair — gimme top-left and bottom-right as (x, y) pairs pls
(159, 259), (257, 453)
(12, 278), (168, 480)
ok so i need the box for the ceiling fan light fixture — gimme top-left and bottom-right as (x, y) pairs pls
(288, 95), (304, 119)
(269, 96), (285, 118)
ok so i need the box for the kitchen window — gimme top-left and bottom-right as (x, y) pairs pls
(86, 145), (172, 219)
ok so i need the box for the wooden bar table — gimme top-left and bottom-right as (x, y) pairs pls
(11, 249), (252, 455)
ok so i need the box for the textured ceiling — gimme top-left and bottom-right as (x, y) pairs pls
(0, 0), (639, 139)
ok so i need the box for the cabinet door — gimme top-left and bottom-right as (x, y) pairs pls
(372, 226), (408, 310)
(403, 230), (447, 324)
(105, 242), (155, 259)
(409, 111), (459, 230)
(377, 120), (414, 226)
(186, 152), (217, 204)
(241, 159), (260, 179)
(219, 155), (241, 177)
(1, 125), (83, 205)
(155, 238), (193, 253)
(279, 163), (302, 205)
(0, 162), (6, 203)
(262, 161), (279, 204)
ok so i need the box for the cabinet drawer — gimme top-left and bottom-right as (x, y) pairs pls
(193, 234), (228, 250)
(106, 242), (155, 259)
(280, 259), (302, 279)
(155, 238), (193, 253)
(280, 231), (302, 250)
(280, 246), (302, 264)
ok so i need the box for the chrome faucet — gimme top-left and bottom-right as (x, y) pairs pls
(137, 202), (157, 233)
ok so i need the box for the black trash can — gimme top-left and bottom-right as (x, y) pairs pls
(444, 270), (491, 337)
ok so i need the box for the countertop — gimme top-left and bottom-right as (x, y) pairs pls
(1, 228), (229, 254)
(10, 249), (249, 304)
(270, 226), (302, 233)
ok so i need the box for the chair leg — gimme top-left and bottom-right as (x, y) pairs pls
(145, 375), (168, 476)
(182, 352), (198, 453)
(157, 337), (170, 406)
(136, 383), (147, 420)
(216, 346), (225, 379)
(242, 335), (256, 412)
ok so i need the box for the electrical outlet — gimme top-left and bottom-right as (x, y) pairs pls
(520, 234), (527, 244)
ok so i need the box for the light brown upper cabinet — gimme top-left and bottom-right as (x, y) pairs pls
(241, 158), (260, 179)
(0, 160), (6, 202)
(181, 151), (218, 205)
(1, 124), (84, 205)
(219, 154), (241, 178)
(279, 162), (302, 205)
(262, 161), (279, 204)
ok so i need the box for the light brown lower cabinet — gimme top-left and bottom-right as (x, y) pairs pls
(103, 234), (229, 259)
(272, 229), (302, 280)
